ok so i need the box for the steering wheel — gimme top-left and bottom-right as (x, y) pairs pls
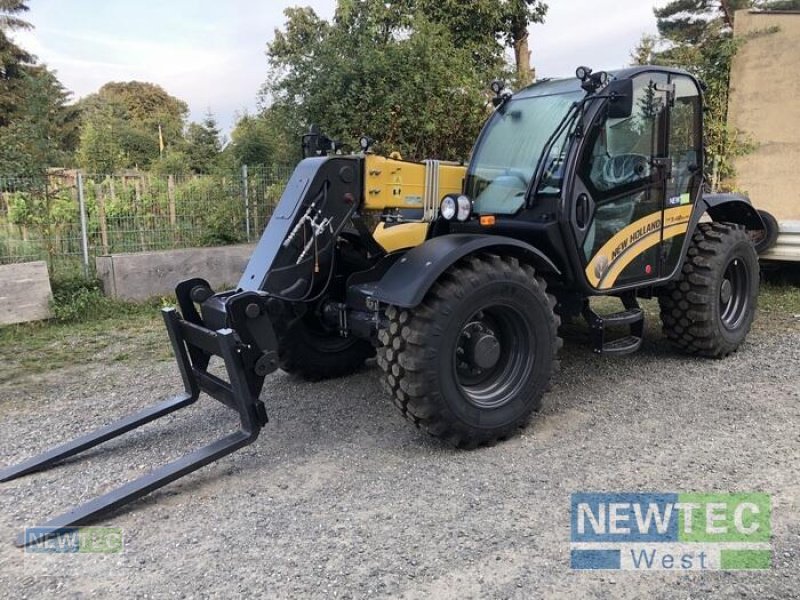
(602, 153), (650, 187)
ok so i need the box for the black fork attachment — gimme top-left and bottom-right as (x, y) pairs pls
(0, 279), (278, 547)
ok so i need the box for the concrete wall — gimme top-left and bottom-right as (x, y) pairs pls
(0, 261), (53, 326)
(97, 245), (256, 301)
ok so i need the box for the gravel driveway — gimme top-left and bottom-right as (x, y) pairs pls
(0, 305), (798, 599)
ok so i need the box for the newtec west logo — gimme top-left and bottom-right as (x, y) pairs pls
(24, 527), (123, 554)
(571, 493), (771, 571)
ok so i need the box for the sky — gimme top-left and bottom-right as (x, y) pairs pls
(13, 1), (663, 135)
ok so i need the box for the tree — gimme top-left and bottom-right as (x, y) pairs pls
(413, 0), (548, 85)
(227, 107), (295, 169)
(94, 81), (187, 143)
(0, 0), (30, 31)
(0, 1), (78, 174)
(634, 1), (766, 181)
(151, 148), (191, 176)
(228, 115), (275, 168)
(630, 34), (658, 66)
(0, 0), (33, 126)
(265, 4), (498, 162)
(0, 67), (79, 174)
(184, 112), (221, 174)
(76, 103), (122, 174)
(77, 81), (189, 171)
(501, 0), (548, 86)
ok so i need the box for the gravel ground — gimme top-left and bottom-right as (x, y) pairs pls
(0, 306), (798, 599)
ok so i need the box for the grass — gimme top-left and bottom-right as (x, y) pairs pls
(589, 276), (800, 332)
(759, 281), (800, 320)
(0, 296), (170, 385)
(759, 264), (800, 318)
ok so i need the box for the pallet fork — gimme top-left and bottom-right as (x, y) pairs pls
(0, 279), (278, 547)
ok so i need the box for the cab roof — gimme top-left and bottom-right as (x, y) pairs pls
(513, 65), (701, 100)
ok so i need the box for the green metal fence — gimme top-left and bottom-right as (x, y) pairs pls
(0, 166), (292, 277)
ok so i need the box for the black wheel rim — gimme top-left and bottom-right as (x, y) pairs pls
(453, 304), (534, 410)
(719, 257), (750, 331)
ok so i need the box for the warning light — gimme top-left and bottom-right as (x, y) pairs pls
(645, 264), (653, 275)
(480, 215), (496, 227)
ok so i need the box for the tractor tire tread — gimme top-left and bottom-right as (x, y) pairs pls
(378, 254), (560, 448)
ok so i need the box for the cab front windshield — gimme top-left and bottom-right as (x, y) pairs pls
(466, 89), (583, 215)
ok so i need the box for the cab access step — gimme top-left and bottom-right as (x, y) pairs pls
(583, 298), (645, 356)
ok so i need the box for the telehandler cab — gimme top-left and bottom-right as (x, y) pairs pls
(2, 66), (764, 546)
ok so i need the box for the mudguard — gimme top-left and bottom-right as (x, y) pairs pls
(695, 193), (765, 232)
(367, 234), (560, 308)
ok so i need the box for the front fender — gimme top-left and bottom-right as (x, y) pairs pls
(368, 234), (560, 308)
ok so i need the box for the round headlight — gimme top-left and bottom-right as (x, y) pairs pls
(576, 66), (591, 81)
(440, 196), (457, 220)
(456, 195), (472, 222)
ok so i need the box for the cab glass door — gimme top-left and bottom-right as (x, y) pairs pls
(578, 73), (669, 290)
(662, 75), (702, 277)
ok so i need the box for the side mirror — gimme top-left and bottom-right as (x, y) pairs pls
(606, 79), (634, 120)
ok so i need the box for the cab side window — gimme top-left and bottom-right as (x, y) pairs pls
(579, 74), (668, 262)
(666, 76), (701, 205)
(584, 76), (667, 196)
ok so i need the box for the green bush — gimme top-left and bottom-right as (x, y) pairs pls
(50, 275), (113, 322)
(49, 274), (167, 323)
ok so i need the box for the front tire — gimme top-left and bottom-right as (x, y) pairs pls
(659, 222), (759, 358)
(377, 255), (561, 448)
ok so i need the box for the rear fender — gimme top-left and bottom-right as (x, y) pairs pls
(658, 193), (766, 286)
(694, 193), (765, 233)
(366, 234), (560, 308)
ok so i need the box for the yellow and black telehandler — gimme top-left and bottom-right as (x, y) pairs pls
(2, 66), (765, 546)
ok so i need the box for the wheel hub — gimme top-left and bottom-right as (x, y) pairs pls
(457, 321), (497, 375)
(453, 307), (535, 410)
(469, 333), (501, 370)
(720, 278), (733, 305)
(719, 257), (750, 331)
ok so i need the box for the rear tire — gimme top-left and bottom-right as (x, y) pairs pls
(279, 314), (375, 381)
(377, 255), (561, 448)
(659, 223), (759, 358)
(750, 209), (779, 255)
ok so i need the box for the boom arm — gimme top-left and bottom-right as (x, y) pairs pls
(238, 155), (465, 298)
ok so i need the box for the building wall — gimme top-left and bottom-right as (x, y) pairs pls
(729, 10), (800, 221)
(729, 10), (800, 260)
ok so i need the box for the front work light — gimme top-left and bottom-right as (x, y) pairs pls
(456, 195), (472, 222)
(440, 196), (457, 220)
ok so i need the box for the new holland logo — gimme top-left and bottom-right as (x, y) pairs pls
(570, 493), (771, 571)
